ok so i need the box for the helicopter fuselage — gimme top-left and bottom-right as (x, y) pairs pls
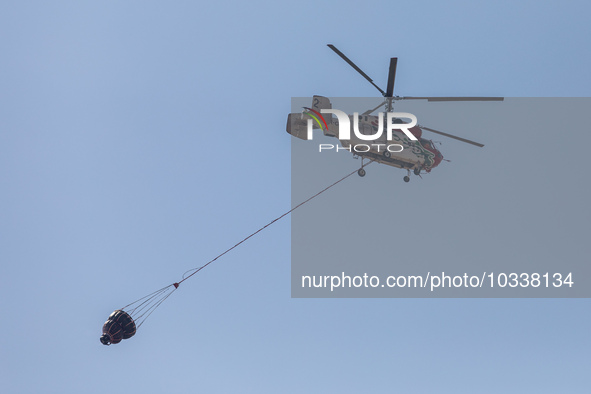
(325, 113), (443, 173)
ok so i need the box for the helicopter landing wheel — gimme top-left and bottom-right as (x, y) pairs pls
(383, 150), (391, 159)
(358, 168), (366, 177)
(413, 167), (421, 176)
(403, 175), (410, 183)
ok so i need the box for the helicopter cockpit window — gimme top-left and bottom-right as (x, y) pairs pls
(420, 138), (433, 149)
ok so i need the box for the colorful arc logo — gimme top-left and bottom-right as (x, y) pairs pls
(303, 107), (329, 131)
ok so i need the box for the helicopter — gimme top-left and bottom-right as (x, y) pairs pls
(286, 44), (503, 182)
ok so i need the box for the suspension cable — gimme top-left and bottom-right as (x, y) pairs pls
(122, 162), (373, 324)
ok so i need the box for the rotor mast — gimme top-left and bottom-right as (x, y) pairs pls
(326, 44), (502, 148)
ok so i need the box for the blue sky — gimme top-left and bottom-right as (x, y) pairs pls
(1, 1), (590, 393)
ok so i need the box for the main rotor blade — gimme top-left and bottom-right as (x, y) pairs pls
(327, 44), (386, 96)
(397, 96), (504, 102)
(420, 125), (484, 147)
(385, 58), (397, 98)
